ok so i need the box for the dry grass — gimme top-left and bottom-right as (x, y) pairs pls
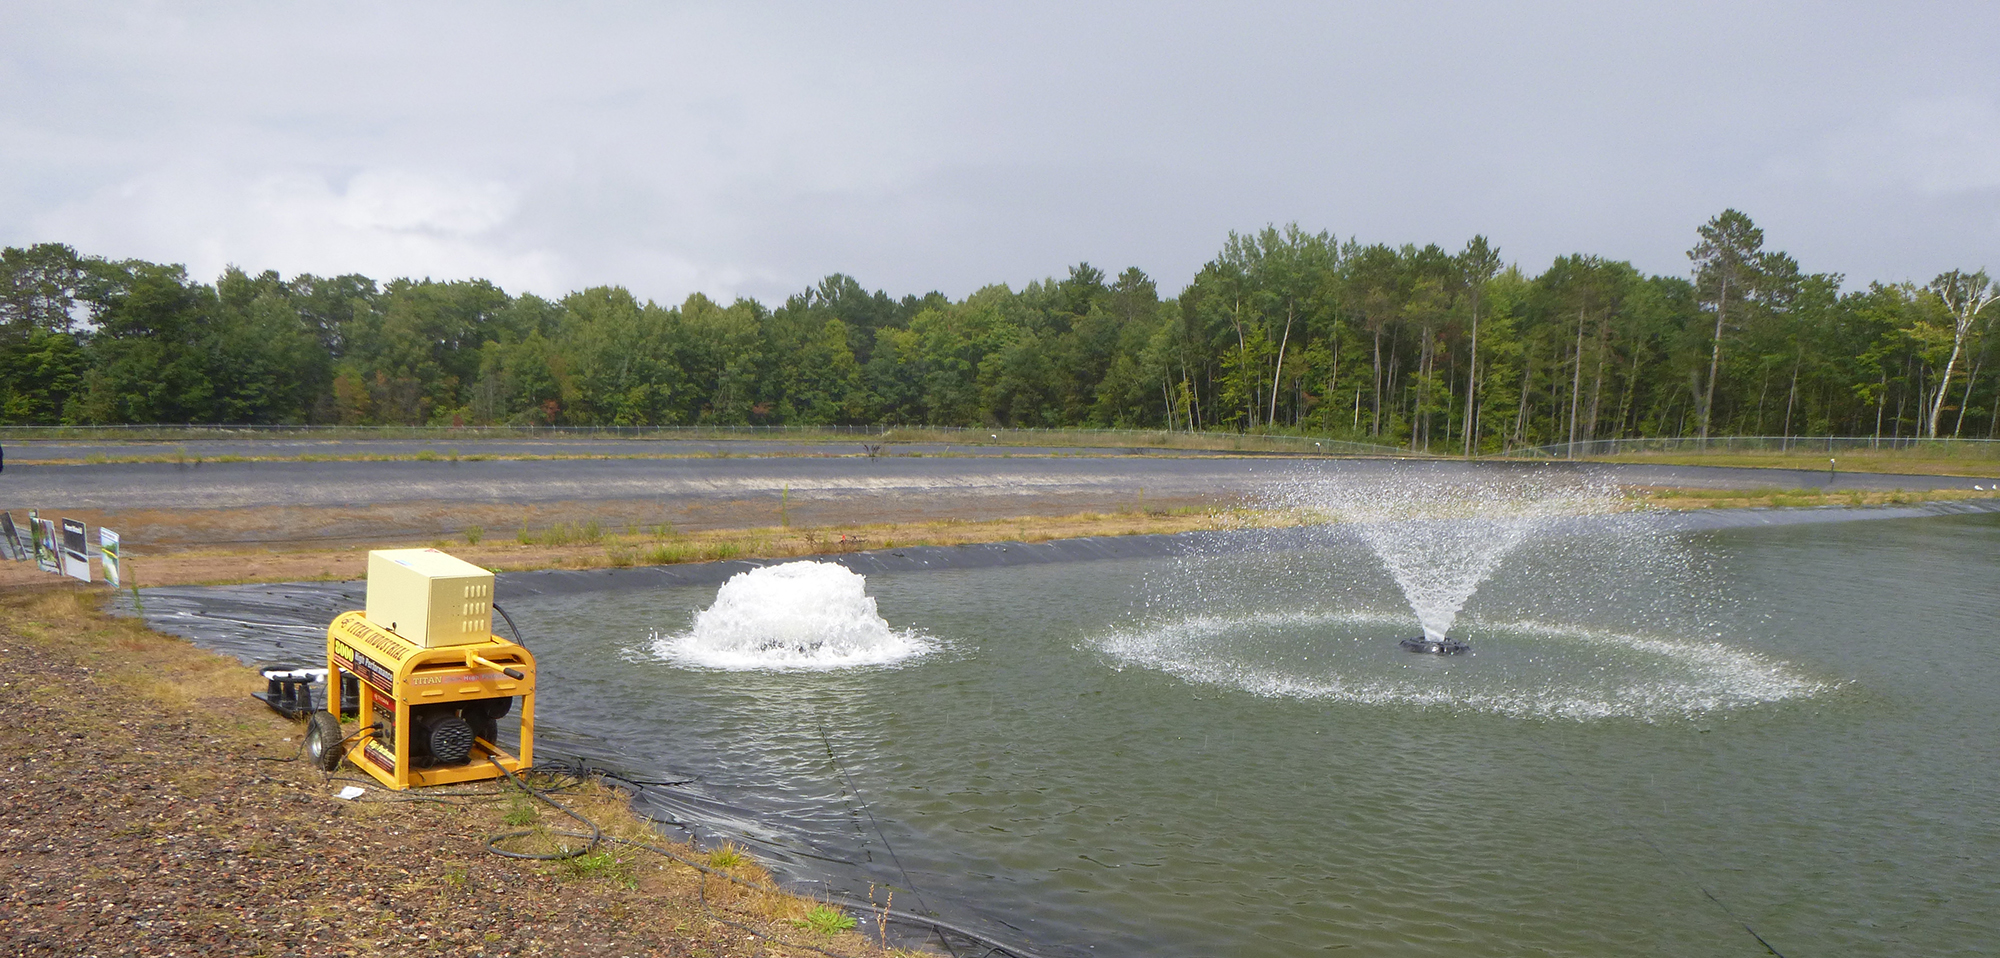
(1626, 485), (1992, 510)
(9, 590), (263, 735)
(0, 588), (915, 957)
(5, 506), (1255, 588)
(1588, 449), (2000, 478)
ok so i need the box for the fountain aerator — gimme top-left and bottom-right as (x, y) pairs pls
(1400, 635), (1471, 655)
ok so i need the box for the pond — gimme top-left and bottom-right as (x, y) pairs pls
(492, 506), (1999, 957)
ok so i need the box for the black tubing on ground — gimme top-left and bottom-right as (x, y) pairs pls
(483, 757), (604, 861)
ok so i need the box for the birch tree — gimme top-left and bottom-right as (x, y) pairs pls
(1924, 269), (1997, 438)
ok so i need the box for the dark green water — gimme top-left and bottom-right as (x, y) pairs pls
(516, 513), (1999, 957)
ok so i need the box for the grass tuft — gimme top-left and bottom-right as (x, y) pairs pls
(555, 849), (637, 888)
(707, 844), (748, 869)
(795, 904), (855, 935)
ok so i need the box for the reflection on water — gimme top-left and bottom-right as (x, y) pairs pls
(508, 513), (1997, 957)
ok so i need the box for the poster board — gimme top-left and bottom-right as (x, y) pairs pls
(99, 528), (121, 589)
(0, 512), (18, 561)
(60, 518), (90, 582)
(32, 516), (58, 574)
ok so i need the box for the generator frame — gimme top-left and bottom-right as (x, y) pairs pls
(326, 610), (536, 790)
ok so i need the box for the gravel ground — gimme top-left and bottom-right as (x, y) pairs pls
(0, 592), (895, 958)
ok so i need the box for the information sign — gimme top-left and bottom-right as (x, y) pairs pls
(100, 528), (122, 588)
(61, 517), (90, 582)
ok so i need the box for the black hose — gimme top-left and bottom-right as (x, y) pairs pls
(818, 720), (957, 957)
(249, 721), (372, 764)
(482, 757), (603, 861)
(492, 603), (524, 645)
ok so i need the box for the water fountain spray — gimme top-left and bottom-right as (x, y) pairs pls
(1276, 466), (1618, 654)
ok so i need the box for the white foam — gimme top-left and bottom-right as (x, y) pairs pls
(652, 561), (932, 671)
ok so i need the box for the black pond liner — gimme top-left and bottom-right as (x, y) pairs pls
(109, 497), (2000, 955)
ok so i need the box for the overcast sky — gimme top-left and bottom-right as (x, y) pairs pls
(4, 1), (1998, 305)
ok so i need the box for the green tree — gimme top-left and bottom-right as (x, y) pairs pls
(1457, 236), (1501, 454)
(1922, 270), (1997, 437)
(1688, 209), (1766, 440)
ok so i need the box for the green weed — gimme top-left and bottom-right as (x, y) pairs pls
(557, 850), (636, 888)
(795, 904), (855, 935)
(706, 844), (747, 869)
(642, 543), (693, 565)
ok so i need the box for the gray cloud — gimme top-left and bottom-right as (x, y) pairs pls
(5, 1), (1998, 303)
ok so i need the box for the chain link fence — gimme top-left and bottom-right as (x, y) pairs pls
(0, 422), (1413, 456)
(1512, 436), (2000, 459)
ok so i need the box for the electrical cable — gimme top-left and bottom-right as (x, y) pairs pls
(482, 757), (604, 861)
(818, 720), (957, 957)
(249, 722), (371, 763)
(492, 603), (524, 646)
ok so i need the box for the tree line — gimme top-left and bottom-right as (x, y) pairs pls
(3, 210), (1995, 449)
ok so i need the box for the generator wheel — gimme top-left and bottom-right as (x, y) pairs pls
(305, 711), (344, 771)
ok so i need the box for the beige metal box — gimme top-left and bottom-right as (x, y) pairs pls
(364, 549), (495, 647)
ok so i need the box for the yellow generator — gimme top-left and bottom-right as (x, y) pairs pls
(303, 548), (536, 789)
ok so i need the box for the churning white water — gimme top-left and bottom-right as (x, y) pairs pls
(651, 561), (932, 670)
